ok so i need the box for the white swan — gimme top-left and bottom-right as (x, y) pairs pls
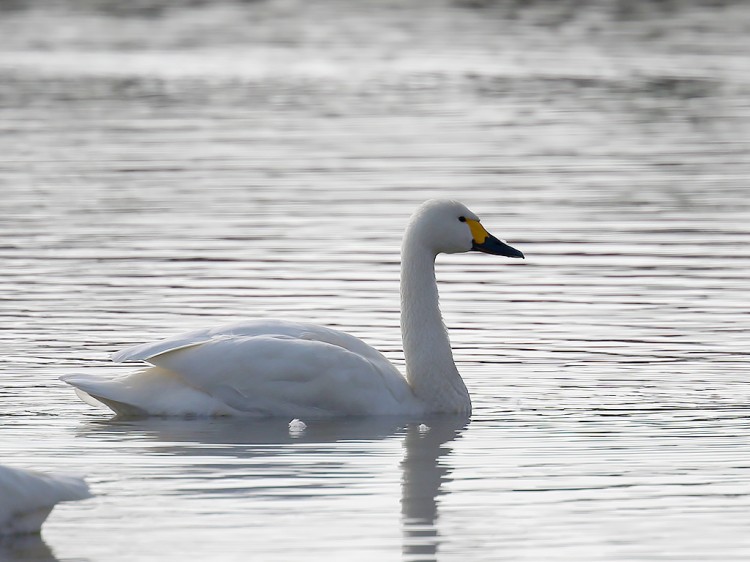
(62, 199), (523, 418)
(0, 465), (91, 535)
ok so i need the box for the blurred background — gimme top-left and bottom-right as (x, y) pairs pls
(1, 1), (749, 561)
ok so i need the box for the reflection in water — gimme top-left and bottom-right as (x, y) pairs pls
(0, 534), (64, 562)
(74, 415), (468, 558)
(77, 416), (411, 448)
(401, 417), (468, 562)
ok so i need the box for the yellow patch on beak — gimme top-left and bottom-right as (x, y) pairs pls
(466, 219), (490, 244)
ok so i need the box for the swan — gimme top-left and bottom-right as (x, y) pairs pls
(0, 465), (91, 535)
(61, 199), (523, 418)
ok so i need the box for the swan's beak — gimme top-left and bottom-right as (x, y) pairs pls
(468, 219), (524, 258)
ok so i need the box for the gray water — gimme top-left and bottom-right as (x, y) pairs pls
(1, 1), (750, 560)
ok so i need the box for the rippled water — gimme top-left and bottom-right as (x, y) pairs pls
(1, 1), (750, 560)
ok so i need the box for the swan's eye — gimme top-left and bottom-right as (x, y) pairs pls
(458, 216), (466, 222)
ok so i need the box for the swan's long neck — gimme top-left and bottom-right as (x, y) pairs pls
(400, 236), (471, 415)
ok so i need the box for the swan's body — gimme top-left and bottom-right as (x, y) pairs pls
(0, 465), (91, 535)
(68, 320), (422, 417)
(62, 200), (523, 418)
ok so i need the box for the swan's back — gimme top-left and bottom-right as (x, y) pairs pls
(0, 465), (91, 535)
(112, 320), (389, 365)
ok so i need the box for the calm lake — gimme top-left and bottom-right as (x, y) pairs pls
(1, 1), (749, 560)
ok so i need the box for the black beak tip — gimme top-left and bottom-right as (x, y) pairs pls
(472, 237), (524, 259)
(503, 247), (525, 259)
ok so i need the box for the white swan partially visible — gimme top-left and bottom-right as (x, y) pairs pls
(62, 199), (523, 418)
(0, 465), (91, 535)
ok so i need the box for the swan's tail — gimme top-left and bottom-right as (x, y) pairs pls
(61, 368), (241, 417)
(60, 374), (149, 417)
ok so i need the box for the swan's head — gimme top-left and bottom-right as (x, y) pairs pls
(406, 199), (524, 258)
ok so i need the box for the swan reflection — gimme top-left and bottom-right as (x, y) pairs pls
(401, 417), (468, 561)
(77, 415), (468, 558)
(0, 534), (62, 562)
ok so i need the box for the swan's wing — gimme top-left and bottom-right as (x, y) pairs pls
(145, 333), (416, 417)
